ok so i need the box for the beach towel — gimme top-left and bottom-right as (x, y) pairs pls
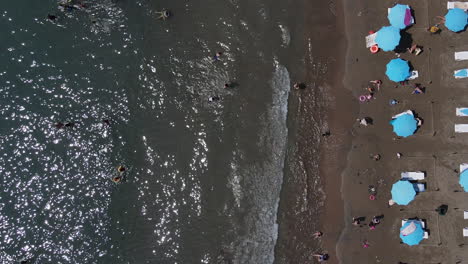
(365, 33), (377, 48)
(408, 70), (418, 80)
(454, 69), (468, 78)
(455, 124), (468, 132)
(456, 108), (468, 116)
(401, 171), (425, 180)
(448, 2), (468, 10)
(455, 51), (468, 60)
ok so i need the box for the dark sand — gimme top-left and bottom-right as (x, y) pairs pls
(336, 0), (468, 263)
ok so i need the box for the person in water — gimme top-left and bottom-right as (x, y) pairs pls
(156, 9), (171, 20)
(117, 166), (126, 173)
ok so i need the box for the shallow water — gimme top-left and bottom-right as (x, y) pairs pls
(0, 0), (321, 263)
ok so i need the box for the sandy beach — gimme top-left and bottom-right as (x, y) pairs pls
(332, 0), (468, 263)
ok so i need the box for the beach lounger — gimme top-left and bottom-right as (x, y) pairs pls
(455, 124), (468, 132)
(461, 164), (468, 173)
(455, 51), (468, 61)
(365, 33), (377, 48)
(414, 183), (426, 192)
(456, 108), (468, 116)
(407, 70), (419, 80)
(455, 69), (468, 78)
(402, 220), (425, 229)
(464, 228), (468, 237)
(392, 110), (414, 119)
(448, 2), (468, 10)
(464, 211), (468, 219)
(401, 171), (425, 180)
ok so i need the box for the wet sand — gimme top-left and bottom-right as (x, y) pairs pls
(274, 0), (353, 262)
(336, 0), (468, 263)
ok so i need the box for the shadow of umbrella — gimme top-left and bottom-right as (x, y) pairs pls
(395, 31), (413, 53)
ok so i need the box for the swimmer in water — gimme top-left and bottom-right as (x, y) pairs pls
(112, 175), (122, 183)
(156, 9), (171, 20)
(117, 166), (126, 173)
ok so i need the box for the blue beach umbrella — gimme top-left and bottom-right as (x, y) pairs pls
(400, 220), (424, 246)
(390, 113), (417, 137)
(445, 8), (468, 32)
(386, 58), (410, 82)
(388, 4), (414, 29)
(391, 180), (416, 205)
(375, 26), (401, 51)
(459, 169), (468, 191)
(462, 109), (468, 115)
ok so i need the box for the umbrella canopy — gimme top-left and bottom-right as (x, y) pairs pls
(390, 113), (417, 137)
(375, 26), (401, 51)
(388, 4), (414, 29)
(459, 169), (468, 191)
(386, 58), (410, 82)
(400, 220), (424, 246)
(445, 8), (468, 32)
(391, 180), (416, 205)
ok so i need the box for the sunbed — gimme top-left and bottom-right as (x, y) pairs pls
(392, 110), (414, 119)
(454, 69), (468, 78)
(464, 211), (468, 219)
(448, 2), (468, 10)
(455, 51), (468, 61)
(423, 232), (429, 239)
(365, 33), (377, 48)
(455, 124), (468, 132)
(402, 219), (425, 229)
(460, 163), (468, 173)
(401, 171), (425, 180)
(456, 108), (468, 116)
(414, 183), (426, 192)
(464, 227), (468, 237)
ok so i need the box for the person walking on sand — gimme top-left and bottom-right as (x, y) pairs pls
(362, 240), (370, 248)
(352, 217), (361, 226)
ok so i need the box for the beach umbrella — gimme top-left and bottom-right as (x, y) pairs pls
(386, 58), (410, 82)
(389, 113), (417, 137)
(445, 8), (468, 32)
(391, 180), (416, 205)
(388, 4), (414, 29)
(400, 220), (424, 246)
(459, 169), (468, 191)
(375, 26), (401, 51)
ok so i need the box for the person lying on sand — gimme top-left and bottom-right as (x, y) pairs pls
(369, 80), (382, 90)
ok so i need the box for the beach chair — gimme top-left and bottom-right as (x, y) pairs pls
(454, 69), (468, 78)
(464, 211), (468, 219)
(392, 110), (414, 119)
(365, 33), (377, 48)
(455, 52), (468, 61)
(401, 171), (425, 180)
(455, 124), (468, 132)
(460, 163), (468, 173)
(407, 70), (419, 80)
(456, 108), (468, 116)
(448, 2), (468, 10)
(401, 219), (425, 229)
(414, 183), (426, 192)
(423, 231), (429, 239)
(464, 228), (468, 237)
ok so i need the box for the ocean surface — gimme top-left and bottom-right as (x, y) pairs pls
(0, 0), (321, 263)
